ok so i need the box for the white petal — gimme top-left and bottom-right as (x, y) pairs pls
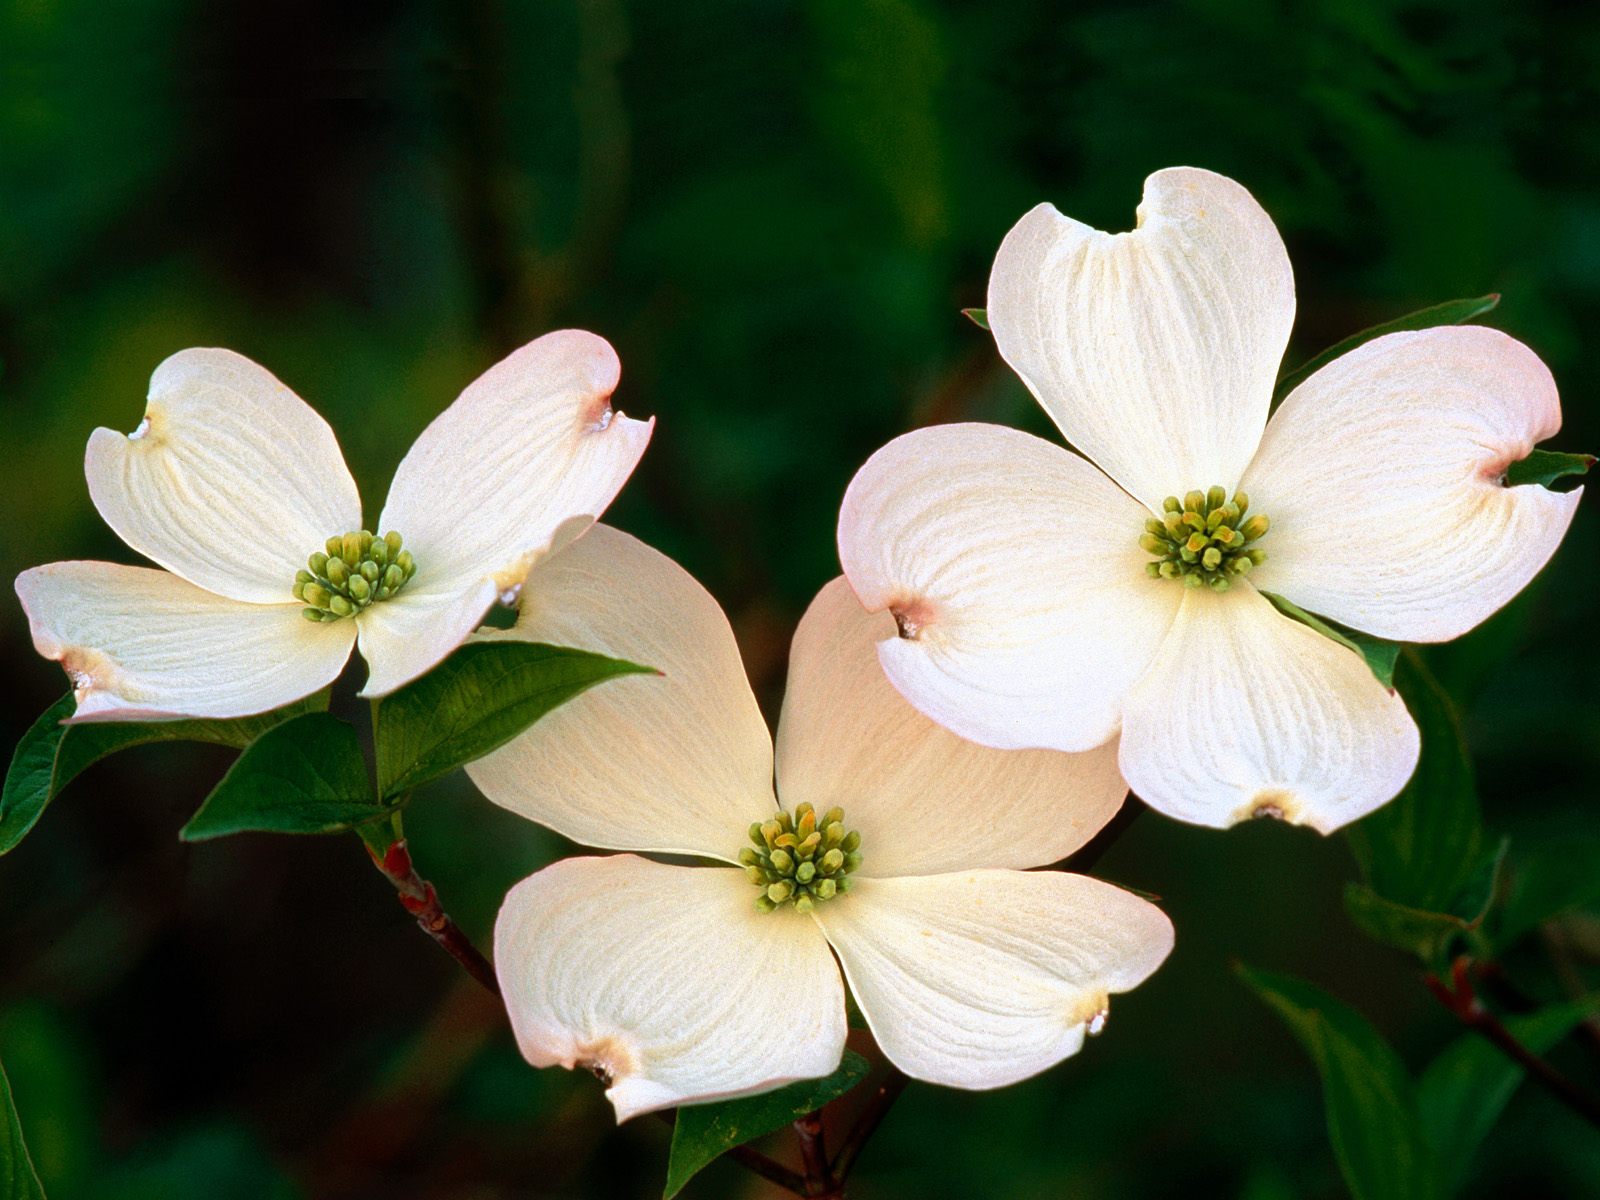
(837, 422), (1181, 752)
(1119, 584), (1420, 832)
(15, 562), (355, 720)
(353, 573), (501, 697)
(495, 855), (846, 1122)
(85, 348), (361, 604)
(814, 871), (1172, 1090)
(988, 167), (1295, 507)
(378, 330), (652, 599)
(775, 577), (1127, 876)
(1241, 326), (1581, 642)
(466, 525), (775, 860)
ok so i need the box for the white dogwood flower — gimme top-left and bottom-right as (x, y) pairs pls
(470, 525), (1172, 1120)
(838, 167), (1581, 833)
(16, 331), (652, 719)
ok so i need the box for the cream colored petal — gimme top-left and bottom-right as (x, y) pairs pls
(1119, 584), (1420, 833)
(353, 572), (501, 697)
(85, 348), (361, 604)
(15, 562), (354, 721)
(495, 855), (847, 1122)
(775, 577), (1126, 876)
(814, 871), (1172, 1090)
(465, 525), (775, 861)
(837, 422), (1181, 753)
(988, 167), (1295, 507)
(1241, 326), (1581, 642)
(378, 330), (652, 600)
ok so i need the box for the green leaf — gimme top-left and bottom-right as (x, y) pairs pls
(1345, 653), (1483, 915)
(1, 1055), (46, 1200)
(960, 306), (989, 329)
(1237, 966), (1442, 1200)
(1419, 994), (1600, 1196)
(1502, 449), (1594, 490)
(1273, 294), (1500, 403)
(1260, 592), (1400, 687)
(663, 1050), (871, 1199)
(179, 713), (381, 841)
(1343, 838), (1505, 967)
(373, 639), (654, 798)
(2, 693), (327, 856)
(1494, 830), (1600, 948)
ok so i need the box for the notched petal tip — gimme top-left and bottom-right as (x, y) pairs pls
(887, 595), (938, 641)
(1230, 789), (1325, 833)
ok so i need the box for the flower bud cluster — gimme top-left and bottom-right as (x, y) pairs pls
(740, 802), (862, 913)
(295, 530), (417, 622)
(1140, 486), (1268, 592)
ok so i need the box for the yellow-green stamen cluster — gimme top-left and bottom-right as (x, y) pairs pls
(741, 802), (861, 914)
(1140, 486), (1269, 592)
(295, 530), (417, 622)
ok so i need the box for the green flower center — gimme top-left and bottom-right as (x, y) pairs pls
(1140, 486), (1269, 593)
(741, 802), (862, 914)
(295, 530), (418, 622)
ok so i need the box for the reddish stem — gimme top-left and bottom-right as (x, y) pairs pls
(366, 839), (501, 997)
(1425, 956), (1600, 1132)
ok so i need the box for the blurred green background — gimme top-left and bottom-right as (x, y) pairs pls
(3, 0), (1598, 1196)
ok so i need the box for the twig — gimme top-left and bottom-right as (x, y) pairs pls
(365, 839), (501, 997)
(1426, 956), (1600, 1131)
(794, 1110), (836, 1196)
(830, 1069), (909, 1184)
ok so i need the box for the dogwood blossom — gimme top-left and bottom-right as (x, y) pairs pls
(470, 525), (1172, 1120)
(838, 167), (1581, 832)
(16, 331), (651, 719)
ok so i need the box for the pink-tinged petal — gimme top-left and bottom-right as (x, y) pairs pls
(1242, 326), (1581, 642)
(378, 330), (652, 604)
(775, 577), (1126, 876)
(1119, 585), (1420, 833)
(837, 422), (1181, 752)
(989, 167), (1295, 507)
(813, 871), (1172, 1090)
(15, 562), (354, 721)
(466, 525), (775, 861)
(495, 856), (846, 1122)
(85, 349), (361, 604)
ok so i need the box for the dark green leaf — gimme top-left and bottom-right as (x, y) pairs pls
(180, 713), (381, 841)
(663, 1050), (871, 1199)
(1343, 839), (1504, 967)
(2, 693), (327, 856)
(1273, 294), (1500, 403)
(1494, 830), (1600, 948)
(1345, 653), (1483, 914)
(960, 306), (989, 329)
(373, 640), (654, 798)
(1260, 592), (1400, 687)
(1419, 994), (1600, 1196)
(1237, 965), (1442, 1200)
(1502, 449), (1594, 490)
(1, 1055), (46, 1200)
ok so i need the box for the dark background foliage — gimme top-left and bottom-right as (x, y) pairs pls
(2, 1), (1597, 1196)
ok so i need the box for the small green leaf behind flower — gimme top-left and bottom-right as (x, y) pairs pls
(179, 713), (382, 842)
(1272, 294), (1500, 405)
(372, 639), (655, 799)
(960, 306), (989, 329)
(1503, 449), (1594, 490)
(662, 1050), (871, 1199)
(1259, 592), (1399, 688)
(1, 693), (327, 857)
(1237, 966), (1442, 1200)
(2, 1052), (47, 1200)
(1343, 654), (1496, 968)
